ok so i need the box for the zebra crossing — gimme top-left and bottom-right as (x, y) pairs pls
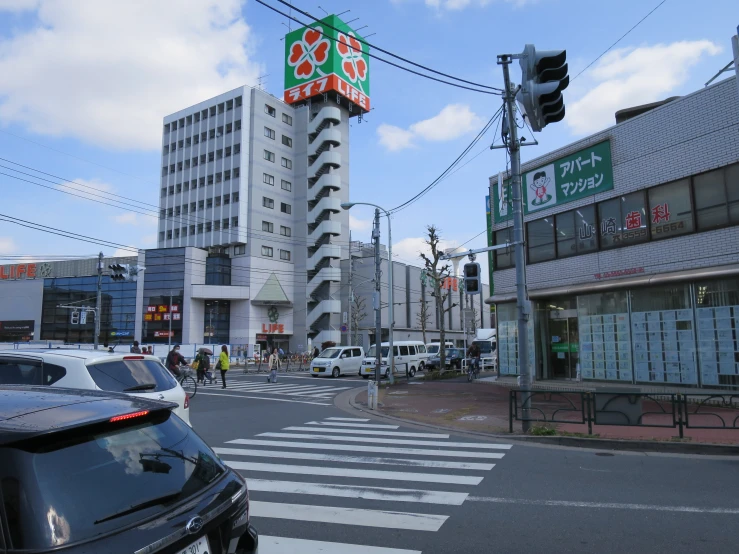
(198, 376), (359, 402)
(213, 415), (512, 553)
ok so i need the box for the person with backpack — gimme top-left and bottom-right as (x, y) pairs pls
(194, 348), (211, 385)
(217, 345), (229, 389)
(268, 347), (281, 383)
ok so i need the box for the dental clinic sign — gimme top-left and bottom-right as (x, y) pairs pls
(493, 140), (614, 222)
(284, 15), (370, 111)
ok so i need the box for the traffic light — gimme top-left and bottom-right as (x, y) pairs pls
(463, 263), (481, 294)
(108, 263), (140, 282)
(70, 311), (80, 324)
(516, 44), (569, 132)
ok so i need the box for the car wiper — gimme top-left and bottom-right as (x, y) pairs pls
(123, 383), (157, 392)
(94, 492), (180, 524)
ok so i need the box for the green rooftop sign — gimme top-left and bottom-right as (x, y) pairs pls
(492, 140), (614, 223)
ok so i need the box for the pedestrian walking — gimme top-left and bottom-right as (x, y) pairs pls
(130, 340), (141, 354)
(312, 346), (319, 359)
(217, 345), (229, 388)
(268, 347), (281, 383)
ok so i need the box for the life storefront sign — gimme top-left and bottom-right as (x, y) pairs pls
(261, 323), (285, 334)
(0, 263), (38, 280)
(493, 140), (614, 222)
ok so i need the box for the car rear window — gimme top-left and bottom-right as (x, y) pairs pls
(0, 411), (225, 550)
(86, 359), (177, 393)
(0, 358), (66, 386)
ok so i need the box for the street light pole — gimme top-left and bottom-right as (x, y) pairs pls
(94, 251), (103, 350)
(373, 209), (382, 384)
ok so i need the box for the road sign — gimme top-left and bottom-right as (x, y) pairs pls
(340, 325), (348, 333)
(463, 308), (475, 327)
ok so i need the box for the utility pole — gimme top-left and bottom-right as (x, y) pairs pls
(348, 232), (353, 346)
(500, 54), (532, 431)
(373, 208), (382, 384)
(94, 251), (103, 350)
(386, 217), (395, 384)
(208, 307), (214, 345)
(168, 292), (173, 349)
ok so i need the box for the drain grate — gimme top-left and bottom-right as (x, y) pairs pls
(595, 452), (615, 457)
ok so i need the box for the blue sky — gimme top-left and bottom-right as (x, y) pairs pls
(0, 0), (736, 278)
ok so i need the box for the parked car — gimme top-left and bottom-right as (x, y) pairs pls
(0, 386), (258, 553)
(425, 342), (454, 358)
(0, 349), (190, 425)
(360, 341), (427, 378)
(425, 347), (466, 371)
(311, 346), (365, 378)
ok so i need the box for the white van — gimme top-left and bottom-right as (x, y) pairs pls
(311, 346), (365, 378)
(425, 342), (455, 358)
(360, 341), (427, 379)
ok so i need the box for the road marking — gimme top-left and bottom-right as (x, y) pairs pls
(258, 536), (422, 554)
(225, 460), (483, 485)
(246, 479), (469, 505)
(305, 420), (400, 429)
(325, 417), (370, 422)
(282, 426), (449, 438)
(466, 497), (739, 514)
(250, 501), (448, 531)
(227, 438), (506, 459)
(213, 446), (495, 470)
(195, 392), (329, 406)
(258, 432), (513, 449)
(227, 384), (328, 393)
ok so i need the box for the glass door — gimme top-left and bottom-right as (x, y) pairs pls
(549, 316), (579, 379)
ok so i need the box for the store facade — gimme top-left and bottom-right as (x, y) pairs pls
(487, 76), (739, 389)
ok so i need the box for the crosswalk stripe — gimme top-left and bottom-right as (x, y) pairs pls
(325, 417), (370, 422)
(226, 438), (506, 459)
(282, 388), (352, 396)
(246, 478), (469, 505)
(250, 501), (448, 531)
(213, 446), (495, 470)
(195, 392), (330, 406)
(258, 432), (513, 450)
(226, 460), (483, 485)
(305, 420), (400, 429)
(282, 426), (449, 438)
(226, 384), (321, 392)
(258, 536), (422, 554)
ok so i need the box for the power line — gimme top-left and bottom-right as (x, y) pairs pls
(255, 0), (501, 96)
(273, 0), (503, 92)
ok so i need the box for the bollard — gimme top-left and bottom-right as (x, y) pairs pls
(367, 380), (378, 410)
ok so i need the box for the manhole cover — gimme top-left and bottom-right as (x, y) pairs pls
(595, 452), (614, 457)
(432, 408), (451, 414)
(459, 415), (487, 421)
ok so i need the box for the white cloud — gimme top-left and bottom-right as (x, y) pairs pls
(59, 178), (115, 202)
(0, 237), (17, 255)
(0, 0), (261, 150)
(422, 0), (536, 9)
(349, 214), (372, 233)
(141, 234), (158, 247)
(377, 104), (482, 151)
(112, 248), (138, 258)
(567, 40), (722, 135)
(392, 236), (460, 267)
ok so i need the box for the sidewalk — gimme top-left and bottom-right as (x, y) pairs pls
(354, 374), (739, 445)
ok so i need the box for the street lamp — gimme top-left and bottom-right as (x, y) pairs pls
(341, 202), (395, 383)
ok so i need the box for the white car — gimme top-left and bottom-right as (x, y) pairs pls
(0, 349), (190, 425)
(361, 341), (427, 379)
(311, 346), (364, 378)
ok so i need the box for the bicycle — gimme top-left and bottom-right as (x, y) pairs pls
(467, 358), (480, 382)
(177, 366), (198, 399)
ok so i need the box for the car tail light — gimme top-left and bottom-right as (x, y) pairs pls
(184, 394), (190, 409)
(123, 356), (145, 360)
(110, 410), (149, 422)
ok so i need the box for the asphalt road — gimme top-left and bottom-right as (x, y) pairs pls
(190, 372), (739, 554)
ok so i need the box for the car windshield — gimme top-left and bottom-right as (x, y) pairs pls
(427, 345), (440, 355)
(319, 348), (342, 359)
(86, 359), (177, 393)
(366, 346), (390, 357)
(445, 348), (458, 356)
(1, 411), (225, 549)
(473, 341), (495, 354)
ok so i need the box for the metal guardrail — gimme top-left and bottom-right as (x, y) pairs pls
(509, 389), (739, 438)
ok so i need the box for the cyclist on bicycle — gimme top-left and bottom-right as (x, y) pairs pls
(467, 342), (481, 377)
(166, 344), (188, 377)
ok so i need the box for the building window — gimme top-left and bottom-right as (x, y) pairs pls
(177, 161), (183, 172)
(262, 221), (274, 233)
(233, 167), (240, 178)
(190, 202), (196, 212)
(209, 106), (216, 117)
(182, 204), (188, 214)
(225, 146), (232, 157)
(168, 186), (174, 195)
(207, 198), (213, 209)
(232, 192), (239, 203)
(208, 151), (214, 163)
(174, 206), (181, 216)
(281, 157), (292, 169)
(174, 229), (180, 239)
(164, 123), (170, 134)
(175, 183), (182, 193)
(234, 244), (245, 255)
(207, 175), (214, 185)
(215, 196), (221, 207)
(234, 143), (241, 154)
(694, 165), (739, 231)
(185, 137), (191, 147)
(232, 217), (239, 227)
(167, 207), (173, 217)
(190, 179), (197, 189)
(163, 145), (169, 155)
(209, 129), (215, 140)
(216, 149), (223, 160)
(223, 194), (230, 205)
(282, 113), (292, 125)
(201, 132), (207, 143)
(161, 187), (167, 197)
(263, 197), (274, 209)
(183, 182), (190, 191)
(171, 121), (177, 131)
(197, 223), (204, 234)
(281, 179), (292, 192)
(280, 225), (291, 237)
(199, 154), (206, 165)
(193, 135), (199, 145)
(264, 126), (275, 139)
(264, 173), (275, 186)
(162, 167), (168, 177)
(265, 104), (276, 117)
(223, 219), (229, 230)
(494, 227), (513, 269)
(281, 202), (291, 214)
(169, 164), (175, 174)
(261, 246), (273, 257)
(598, 191), (649, 250)
(226, 99), (233, 111)
(282, 135), (292, 147)
(226, 122), (232, 134)
(649, 178), (694, 239)
(555, 205), (598, 258)
(215, 173), (222, 184)
(235, 96), (242, 107)
(205, 222), (212, 232)
(235, 120), (241, 131)
(166, 230), (172, 240)
(159, 231), (165, 242)
(190, 225), (196, 235)
(214, 220), (220, 231)
(198, 200), (204, 210)
(264, 150), (275, 162)
(224, 169), (231, 181)
(280, 250), (291, 261)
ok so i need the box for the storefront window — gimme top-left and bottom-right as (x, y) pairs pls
(648, 178), (693, 239)
(695, 277), (739, 387)
(577, 292), (631, 382)
(495, 302), (534, 376)
(598, 191), (649, 249)
(556, 206), (597, 258)
(493, 227), (513, 269)
(527, 218), (555, 263)
(630, 284), (696, 385)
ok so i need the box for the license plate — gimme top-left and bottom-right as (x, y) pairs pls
(178, 536), (209, 554)
(313, 367), (320, 372)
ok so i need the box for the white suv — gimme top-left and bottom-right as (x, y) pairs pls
(311, 346), (365, 378)
(0, 349), (190, 425)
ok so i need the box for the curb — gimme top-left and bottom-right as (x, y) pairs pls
(335, 389), (739, 456)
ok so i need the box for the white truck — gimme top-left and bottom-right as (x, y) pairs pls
(470, 329), (497, 371)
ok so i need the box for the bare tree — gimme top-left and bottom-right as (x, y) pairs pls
(420, 225), (458, 372)
(351, 294), (368, 346)
(417, 297), (430, 345)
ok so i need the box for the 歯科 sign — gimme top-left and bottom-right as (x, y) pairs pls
(493, 140), (614, 222)
(284, 15), (370, 113)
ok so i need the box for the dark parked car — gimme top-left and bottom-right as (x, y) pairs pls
(425, 348), (465, 371)
(0, 386), (258, 553)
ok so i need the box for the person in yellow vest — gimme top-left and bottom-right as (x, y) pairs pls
(217, 345), (229, 389)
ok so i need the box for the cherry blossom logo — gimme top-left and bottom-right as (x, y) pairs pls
(288, 26), (330, 80)
(336, 32), (367, 92)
